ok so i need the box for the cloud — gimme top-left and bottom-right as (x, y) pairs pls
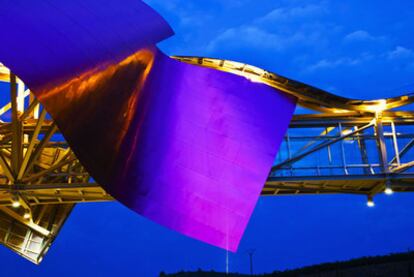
(387, 46), (414, 60)
(207, 26), (312, 52)
(306, 53), (374, 72)
(307, 58), (359, 71)
(256, 4), (327, 24)
(306, 46), (414, 73)
(145, 0), (213, 28)
(344, 30), (382, 42)
(206, 3), (330, 53)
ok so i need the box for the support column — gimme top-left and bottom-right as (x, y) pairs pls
(375, 113), (389, 174)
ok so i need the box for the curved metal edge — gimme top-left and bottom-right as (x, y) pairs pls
(172, 56), (414, 113)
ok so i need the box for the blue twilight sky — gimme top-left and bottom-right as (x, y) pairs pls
(1, 1), (414, 276)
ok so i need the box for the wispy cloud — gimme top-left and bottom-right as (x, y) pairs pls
(344, 30), (385, 42)
(255, 4), (327, 24)
(306, 53), (374, 72)
(206, 3), (330, 53)
(387, 46), (414, 60)
(207, 26), (315, 52)
(306, 45), (414, 73)
(145, 0), (213, 28)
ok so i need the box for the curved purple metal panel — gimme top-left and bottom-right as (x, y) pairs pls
(0, 1), (296, 252)
(0, 0), (173, 91)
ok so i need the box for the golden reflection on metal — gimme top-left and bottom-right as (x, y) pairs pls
(37, 48), (155, 155)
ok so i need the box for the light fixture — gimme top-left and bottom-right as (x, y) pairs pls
(11, 195), (21, 208)
(23, 212), (31, 220)
(367, 99), (387, 113)
(384, 187), (394, 195)
(245, 75), (263, 83)
(367, 196), (375, 207)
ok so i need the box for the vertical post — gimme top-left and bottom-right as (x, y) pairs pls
(375, 114), (389, 174)
(247, 249), (255, 275)
(10, 73), (23, 177)
(355, 126), (371, 175)
(327, 128), (333, 175)
(286, 131), (292, 160)
(29, 92), (39, 119)
(226, 250), (229, 275)
(286, 131), (293, 176)
(17, 79), (25, 113)
(338, 123), (349, 175)
(327, 128), (332, 164)
(391, 121), (400, 166)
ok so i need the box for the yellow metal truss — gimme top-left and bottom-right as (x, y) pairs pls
(0, 57), (413, 263)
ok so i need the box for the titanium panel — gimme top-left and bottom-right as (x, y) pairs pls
(0, 0), (296, 252)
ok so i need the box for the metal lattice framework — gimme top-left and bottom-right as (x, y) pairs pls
(0, 56), (413, 263)
(0, 63), (111, 263)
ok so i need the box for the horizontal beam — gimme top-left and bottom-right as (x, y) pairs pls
(272, 121), (374, 171)
(0, 206), (50, 237)
(268, 173), (414, 182)
(174, 56), (414, 113)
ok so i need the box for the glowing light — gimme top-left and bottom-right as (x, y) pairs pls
(342, 129), (355, 144)
(332, 109), (350, 114)
(367, 196), (375, 207)
(367, 99), (387, 113)
(12, 201), (20, 208)
(23, 212), (31, 220)
(245, 75), (263, 83)
(384, 187), (394, 195)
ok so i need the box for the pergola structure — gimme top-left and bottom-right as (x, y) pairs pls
(0, 57), (413, 263)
